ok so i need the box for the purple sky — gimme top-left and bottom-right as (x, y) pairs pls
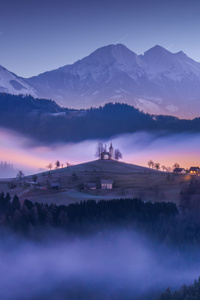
(0, 0), (200, 77)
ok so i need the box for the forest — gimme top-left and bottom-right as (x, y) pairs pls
(0, 93), (200, 144)
(1, 190), (200, 299)
(160, 278), (200, 300)
(0, 186), (200, 248)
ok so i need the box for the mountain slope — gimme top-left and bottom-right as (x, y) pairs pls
(27, 44), (151, 107)
(0, 65), (37, 97)
(26, 44), (200, 117)
(1, 44), (200, 118)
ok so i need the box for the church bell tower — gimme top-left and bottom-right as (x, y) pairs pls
(109, 143), (114, 160)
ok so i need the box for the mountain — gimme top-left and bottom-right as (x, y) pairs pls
(27, 44), (149, 108)
(1, 44), (200, 118)
(26, 44), (200, 118)
(0, 65), (37, 97)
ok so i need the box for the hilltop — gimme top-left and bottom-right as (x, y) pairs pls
(55, 159), (152, 173)
(0, 159), (191, 207)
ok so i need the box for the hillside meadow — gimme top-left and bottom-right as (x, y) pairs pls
(0, 160), (192, 206)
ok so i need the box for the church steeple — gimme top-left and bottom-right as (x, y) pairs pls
(109, 143), (114, 159)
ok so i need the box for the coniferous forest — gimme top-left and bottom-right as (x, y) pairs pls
(0, 191), (200, 299)
(1, 93), (200, 144)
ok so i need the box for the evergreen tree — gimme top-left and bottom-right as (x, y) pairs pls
(12, 195), (21, 213)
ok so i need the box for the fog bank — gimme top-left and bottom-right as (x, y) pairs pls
(0, 230), (199, 299)
(1, 127), (200, 177)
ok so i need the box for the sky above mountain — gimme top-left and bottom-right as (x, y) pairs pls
(0, 0), (200, 77)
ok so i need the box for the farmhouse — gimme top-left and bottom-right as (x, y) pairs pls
(189, 167), (200, 175)
(50, 182), (60, 190)
(173, 168), (186, 174)
(101, 180), (113, 189)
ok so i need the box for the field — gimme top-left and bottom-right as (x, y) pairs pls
(0, 160), (192, 206)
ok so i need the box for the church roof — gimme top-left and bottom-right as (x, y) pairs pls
(109, 143), (114, 150)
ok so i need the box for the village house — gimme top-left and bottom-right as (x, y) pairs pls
(84, 183), (96, 190)
(189, 167), (200, 175)
(101, 143), (114, 160)
(50, 182), (60, 190)
(101, 180), (113, 190)
(173, 168), (187, 175)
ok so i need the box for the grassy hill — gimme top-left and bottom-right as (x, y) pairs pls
(0, 160), (191, 206)
(50, 159), (154, 173)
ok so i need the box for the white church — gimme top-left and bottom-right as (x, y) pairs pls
(101, 143), (114, 160)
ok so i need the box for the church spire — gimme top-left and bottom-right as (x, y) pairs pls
(109, 142), (114, 159)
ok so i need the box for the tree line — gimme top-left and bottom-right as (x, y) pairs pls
(0, 192), (178, 237)
(147, 161), (183, 172)
(1, 94), (200, 144)
(0, 191), (198, 249)
(160, 277), (200, 300)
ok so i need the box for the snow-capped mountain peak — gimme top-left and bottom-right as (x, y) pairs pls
(0, 65), (37, 97)
(1, 44), (200, 118)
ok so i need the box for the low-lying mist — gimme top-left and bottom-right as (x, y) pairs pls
(1, 126), (200, 177)
(0, 230), (199, 300)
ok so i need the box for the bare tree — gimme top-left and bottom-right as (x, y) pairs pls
(161, 165), (166, 171)
(166, 166), (172, 173)
(148, 160), (154, 168)
(173, 163), (180, 170)
(114, 149), (122, 160)
(154, 163), (160, 170)
(55, 160), (60, 169)
(47, 163), (52, 171)
(16, 170), (24, 180)
(95, 142), (104, 159)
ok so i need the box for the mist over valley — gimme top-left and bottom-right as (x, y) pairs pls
(1, 2), (200, 297)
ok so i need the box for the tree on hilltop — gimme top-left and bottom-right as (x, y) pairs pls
(47, 163), (52, 171)
(16, 170), (24, 180)
(154, 163), (160, 170)
(173, 163), (180, 170)
(95, 142), (104, 159)
(148, 160), (154, 168)
(114, 149), (122, 161)
(55, 160), (60, 169)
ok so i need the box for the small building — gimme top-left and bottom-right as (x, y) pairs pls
(24, 181), (38, 188)
(173, 168), (187, 175)
(50, 182), (60, 190)
(101, 143), (114, 160)
(84, 183), (96, 190)
(101, 151), (110, 160)
(189, 167), (200, 175)
(101, 180), (113, 190)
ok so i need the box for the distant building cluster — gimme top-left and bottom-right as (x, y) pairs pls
(84, 180), (113, 190)
(173, 167), (200, 175)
